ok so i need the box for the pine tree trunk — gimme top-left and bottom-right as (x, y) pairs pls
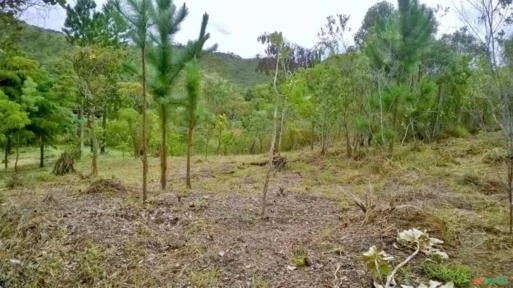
(141, 46), (148, 203)
(186, 124), (193, 189)
(160, 104), (168, 191)
(101, 109), (107, 154)
(39, 137), (45, 168)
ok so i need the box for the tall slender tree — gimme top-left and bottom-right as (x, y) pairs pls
(115, 0), (151, 202)
(184, 57), (200, 189)
(147, 0), (212, 191)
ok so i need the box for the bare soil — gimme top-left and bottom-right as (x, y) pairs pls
(1, 132), (512, 287)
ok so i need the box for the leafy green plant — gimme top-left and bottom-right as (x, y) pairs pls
(361, 245), (393, 284)
(422, 263), (471, 288)
(363, 228), (450, 288)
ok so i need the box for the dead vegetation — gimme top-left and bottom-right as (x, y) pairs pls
(52, 152), (75, 176)
(84, 178), (127, 195)
(0, 131), (512, 287)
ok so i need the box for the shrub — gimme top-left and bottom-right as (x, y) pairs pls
(422, 263), (471, 288)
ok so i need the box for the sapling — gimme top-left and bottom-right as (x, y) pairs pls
(362, 228), (450, 288)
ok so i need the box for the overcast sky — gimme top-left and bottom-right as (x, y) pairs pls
(21, 0), (464, 58)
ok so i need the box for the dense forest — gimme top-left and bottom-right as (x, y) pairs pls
(1, 0), (513, 287)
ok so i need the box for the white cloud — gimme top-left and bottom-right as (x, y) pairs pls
(21, 0), (463, 58)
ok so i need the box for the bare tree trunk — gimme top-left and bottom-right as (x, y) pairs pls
(79, 104), (85, 157)
(276, 104), (287, 155)
(262, 104), (279, 218)
(39, 136), (44, 168)
(141, 46), (149, 203)
(216, 128), (222, 155)
(310, 121), (315, 151)
(186, 124), (193, 189)
(320, 122), (328, 156)
(160, 105), (168, 191)
(204, 127), (210, 160)
(101, 109), (107, 154)
(90, 113), (98, 177)
(262, 52), (281, 219)
(14, 133), (20, 173)
(4, 137), (10, 169)
(508, 152), (513, 234)
(432, 84), (443, 140)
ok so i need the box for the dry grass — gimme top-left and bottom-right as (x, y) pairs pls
(1, 131), (512, 287)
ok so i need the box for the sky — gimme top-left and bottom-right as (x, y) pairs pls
(21, 0), (464, 59)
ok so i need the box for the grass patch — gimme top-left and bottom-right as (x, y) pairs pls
(422, 263), (472, 288)
(251, 276), (271, 288)
(189, 267), (221, 288)
(75, 244), (108, 285)
(290, 248), (309, 268)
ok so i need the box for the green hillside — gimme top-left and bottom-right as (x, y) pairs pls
(15, 22), (268, 89)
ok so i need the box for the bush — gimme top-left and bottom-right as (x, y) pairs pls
(5, 173), (24, 189)
(422, 263), (471, 287)
(443, 126), (469, 138)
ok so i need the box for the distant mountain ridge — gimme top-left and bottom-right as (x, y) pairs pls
(15, 21), (269, 89)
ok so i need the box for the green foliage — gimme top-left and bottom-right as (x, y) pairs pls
(63, 0), (126, 47)
(422, 263), (471, 288)
(361, 245), (393, 283)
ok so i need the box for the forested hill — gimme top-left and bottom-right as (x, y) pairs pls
(14, 22), (269, 89)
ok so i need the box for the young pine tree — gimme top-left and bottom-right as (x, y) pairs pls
(115, 0), (151, 202)
(148, 0), (212, 191)
(184, 58), (200, 189)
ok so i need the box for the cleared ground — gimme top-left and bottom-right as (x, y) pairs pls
(1, 132), (512, 287)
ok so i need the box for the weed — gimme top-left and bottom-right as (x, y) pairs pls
(422, 263), (471, 288)
(290, 248), (309, 267)
(251, 276), (271, 288)
(189, 267), (221, 288)
(75, 244), (107, 285)
(189, 198), (209, 211)
(460, 173), (480, 186)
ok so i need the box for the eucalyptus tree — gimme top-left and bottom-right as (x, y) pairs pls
(257, 32), (287, 218)
(457, 0), (513, 233)
(147, 0), (212, 191)
(71, 46), (124, 177)
(64, 0), (127, 157)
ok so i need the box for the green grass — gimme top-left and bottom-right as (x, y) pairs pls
(422, 263), (472, 287)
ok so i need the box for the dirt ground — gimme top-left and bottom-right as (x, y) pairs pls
(1, 132), (513, 287)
